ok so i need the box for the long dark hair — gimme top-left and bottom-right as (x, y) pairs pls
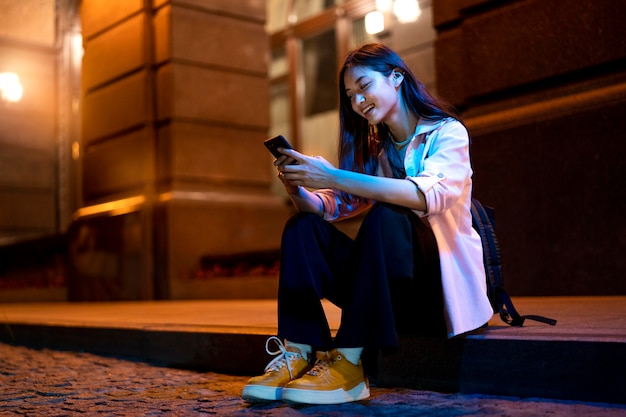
(337, 43), (460, 203)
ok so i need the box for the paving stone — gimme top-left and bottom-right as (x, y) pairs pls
(1, 342), (626, 416)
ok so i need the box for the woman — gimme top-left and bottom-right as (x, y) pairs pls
(242, 43), (493, 405)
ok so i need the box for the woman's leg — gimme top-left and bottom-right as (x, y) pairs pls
(243, 213), (355, 402)
(333, 203), (446, 352)
(281, 204), (439, 404)
(277, 212), (354, 350)
(389, 211), (447, 339)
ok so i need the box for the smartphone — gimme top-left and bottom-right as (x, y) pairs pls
(264, 134), (294, 159)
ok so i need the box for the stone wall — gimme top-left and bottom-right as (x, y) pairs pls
(434, 0), (626, 295)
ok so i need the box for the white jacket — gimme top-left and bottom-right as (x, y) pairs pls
(315, 117), (494, 337)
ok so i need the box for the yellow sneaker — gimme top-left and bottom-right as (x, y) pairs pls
(281, 349), (370, 404)
(242, 337), (311, 402)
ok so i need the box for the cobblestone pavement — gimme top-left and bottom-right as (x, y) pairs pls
(1, 343), (626, 416)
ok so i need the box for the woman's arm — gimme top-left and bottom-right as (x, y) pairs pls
(325, 168), (426, 211)
(286, 184), (324, 214)
(277, 150), (427, 212)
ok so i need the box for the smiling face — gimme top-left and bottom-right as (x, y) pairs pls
(343, 65), (402, 125)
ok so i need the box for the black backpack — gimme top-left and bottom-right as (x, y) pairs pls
(470, 198), (557, 326)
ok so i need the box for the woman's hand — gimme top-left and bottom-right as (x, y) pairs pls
(275, 148), (337, 190)
(274, 150), (299, 194)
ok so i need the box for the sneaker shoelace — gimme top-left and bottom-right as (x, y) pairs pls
(306, 351), (336, 376)
(264, 336), (302, 380)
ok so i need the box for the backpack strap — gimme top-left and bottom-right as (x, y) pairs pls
(470, 199), (501, 312)
(471, 198), (557, 327)
(493, 286), (557, 326)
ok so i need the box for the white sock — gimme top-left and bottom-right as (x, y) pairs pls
(337, 347), (363, 365)
(285, 340), (311, 361)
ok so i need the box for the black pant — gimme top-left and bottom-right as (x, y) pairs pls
(277, 203), (446, 354)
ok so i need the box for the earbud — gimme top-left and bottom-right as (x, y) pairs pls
(392, 71), (402, 85)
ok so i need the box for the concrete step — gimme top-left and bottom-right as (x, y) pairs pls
(0, 296), (624, 405)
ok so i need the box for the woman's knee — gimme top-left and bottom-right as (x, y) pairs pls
(362, 203), (413, 229)
(284, 211), (324, 231)
(282, 212), (331, 246)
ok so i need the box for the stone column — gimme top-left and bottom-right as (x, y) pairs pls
(70, 0), (289, 300)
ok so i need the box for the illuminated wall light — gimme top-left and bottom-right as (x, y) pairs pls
(72, 142), (80, 160)
(0, 72), (23, 103)
(72, 33), (84, 58)
(365, 10), (385, 35)
(376, 0), (392, 12)
(393, 0), (421, 23)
